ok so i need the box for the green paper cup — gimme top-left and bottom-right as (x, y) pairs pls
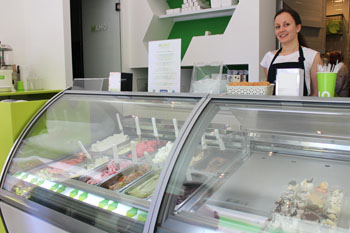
(16, 81), (24, 91)
(317, 72), (337, 97)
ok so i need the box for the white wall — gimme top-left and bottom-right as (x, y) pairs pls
(120, 0), (173, 71)
(0, 0), (72, 90)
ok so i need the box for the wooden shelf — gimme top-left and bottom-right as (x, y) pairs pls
(159, 6), (237, 22)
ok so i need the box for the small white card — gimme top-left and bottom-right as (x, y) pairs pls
(108, 72), (121, 91)
(276, 69), (304, 96)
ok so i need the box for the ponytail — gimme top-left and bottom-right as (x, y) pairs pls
(298, 33), (307, 47)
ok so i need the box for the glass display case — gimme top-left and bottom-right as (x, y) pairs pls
(150, 96), (350, 233)
(0, 91), (204, 233)
(1, 91), (350, 233)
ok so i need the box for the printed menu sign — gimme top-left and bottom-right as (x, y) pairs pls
(148, 39), (181, 93)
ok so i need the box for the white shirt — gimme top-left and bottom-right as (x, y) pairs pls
(260, 47), (318, 95)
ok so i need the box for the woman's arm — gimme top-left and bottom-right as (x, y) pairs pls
(310, 53), (322, 96)
(264, 68), (268, 79)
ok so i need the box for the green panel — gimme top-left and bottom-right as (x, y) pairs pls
(166, 0), (211, 8)
(11, 100), (48, 140)
(0, 219), (5, 233)
(168, 17), (231, 58)
(219, 216), (261, 233)
(166, 0), (182, 9)
(0, 103), (14, 171)
(0, 100), (47, 165)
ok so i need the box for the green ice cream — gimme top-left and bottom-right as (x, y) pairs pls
(126, 173), (160, 198)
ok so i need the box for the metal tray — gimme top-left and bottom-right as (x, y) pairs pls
(117, 139), (168, 161)
(175, 172), (210, 211)
(191, 147), (236, 175)
(9, 157), (48, 175)
(123, 169), (161, 199)
(90, 140), (132, 158)
(78, 158), (135, 186)
(100, 164), (152, 191)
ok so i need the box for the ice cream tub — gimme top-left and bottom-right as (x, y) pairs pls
(100, 164), (152, 191)
(191, 149), (231, 174)
(123, 169), (161, 199)
(32, 165), (73, 182)
(78, 159), (132, 185)
(90, 134), (131, 155)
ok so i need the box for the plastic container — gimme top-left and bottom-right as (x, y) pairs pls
(227, 84), (274, 95)
(0, 69), (13, 92)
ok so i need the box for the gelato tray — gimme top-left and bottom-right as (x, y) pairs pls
(9, 156), (47, 174)
(37, 154), (110, 180)
(125, 140), (167, 160)
(124, 170), (161, 199)
(79, 159), (132, 185)
(100, 164), (152, 191)
(175, 172), (210, 209)
(90, 133), (130, 153)
(33, 165), (73, 182)
(190, 148), (235, 174)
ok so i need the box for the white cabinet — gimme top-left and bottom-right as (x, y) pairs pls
(159, 6), (237, 22)
(120, 0), (277, 82)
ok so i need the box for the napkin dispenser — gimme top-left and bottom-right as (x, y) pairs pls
(276, 68), (304, 96)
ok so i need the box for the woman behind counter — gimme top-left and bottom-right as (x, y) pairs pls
(260, 9), (322, 96)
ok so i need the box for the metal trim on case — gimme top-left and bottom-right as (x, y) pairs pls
(143, 95), (210, 233)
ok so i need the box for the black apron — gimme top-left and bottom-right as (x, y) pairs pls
(267, 46), (308, 96)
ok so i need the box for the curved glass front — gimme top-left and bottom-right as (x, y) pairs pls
(156, 99), (350, 233)
(2, 93), (199, 233)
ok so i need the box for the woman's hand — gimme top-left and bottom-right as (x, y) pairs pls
(310, 53), (322, 96)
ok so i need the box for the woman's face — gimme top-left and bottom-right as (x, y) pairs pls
(274, 12), (301, 45)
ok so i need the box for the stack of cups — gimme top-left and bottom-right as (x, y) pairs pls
(317, 72), (337, 97)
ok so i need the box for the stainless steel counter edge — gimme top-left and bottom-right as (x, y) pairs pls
(65, 90), (207, 99)
(0, 189), (106, 233)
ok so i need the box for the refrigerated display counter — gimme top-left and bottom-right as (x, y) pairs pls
(0, 90), (350, 233)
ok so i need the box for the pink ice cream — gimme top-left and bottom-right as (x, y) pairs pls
(128, 140), (166, 158)
(86, 160), (131, 185)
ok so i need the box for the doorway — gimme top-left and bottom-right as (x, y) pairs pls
(70, 0), (122, 79)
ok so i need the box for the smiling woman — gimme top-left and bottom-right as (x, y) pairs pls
(260, 8), (323, 96)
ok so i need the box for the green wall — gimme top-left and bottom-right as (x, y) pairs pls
(168, 17), (231, 59)
(166, 0), (231, 59)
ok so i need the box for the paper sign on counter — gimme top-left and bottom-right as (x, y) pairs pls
(148, 39), (181, 93)
(109, 72), (121, 91)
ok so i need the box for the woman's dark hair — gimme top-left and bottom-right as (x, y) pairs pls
(275, 9), (307, 47)
(329, 51), (343, 65)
